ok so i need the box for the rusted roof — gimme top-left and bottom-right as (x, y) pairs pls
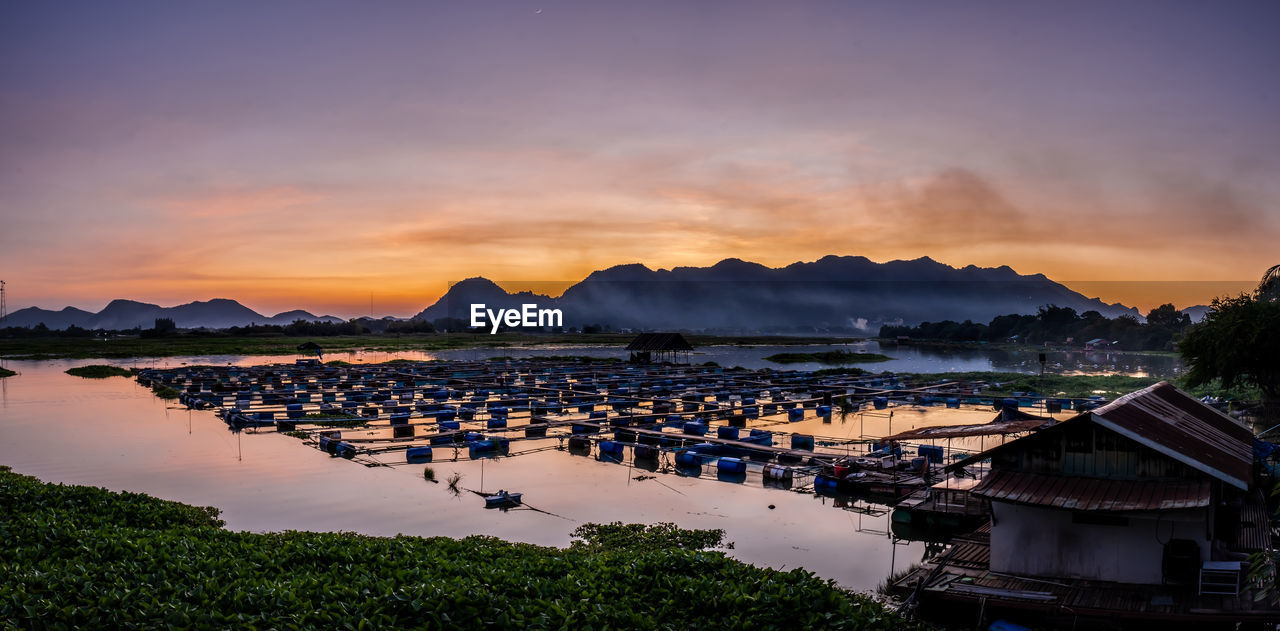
(1089, 382), (1252, 490)
(972, 469), (1210, 511)
(1235, 490), (1273, 552)
(948, 382), (1253, 490)
(625, 332), (694, 352)
(884, 408), (1056, 441)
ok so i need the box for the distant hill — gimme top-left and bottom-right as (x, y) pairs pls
(0, 306), (97, 330)
(2, 299), (342, 330)
(1180, 305), (1211, 323)
(416, 256), (1140, 332)
(262, 310), (345, 326)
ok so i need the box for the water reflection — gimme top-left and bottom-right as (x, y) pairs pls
(0, 351), (1118, 592)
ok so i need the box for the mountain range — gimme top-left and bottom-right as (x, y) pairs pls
(2, 299), (343, 330)
(6, 256), (1205, 332)
(417, 256), (1148, 332)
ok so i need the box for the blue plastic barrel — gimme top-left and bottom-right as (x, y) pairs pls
(439, 420), (460, 431)
(464, 431), (484, 442)
(717, 457), (747, 474)
(816, 405), (832, 416)
(945, 398), (960, 409)
(336, 441), (356, 458)
(814, 474), (840, 493)
(873, 397), (888, 409)
(717, 426), (740, 440)
(675, 451), (702, 467)
(788, 408), (804, 421)
(406, 446), (433, 462)
(487, 418), (507, 429)
(683, 422), (707, 436)
(791, 434), (815, 450)
(599, 441), (624, 457)
(390, 413), (410, 426)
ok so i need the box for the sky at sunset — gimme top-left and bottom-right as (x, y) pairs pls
(2, 1), (1277, 317)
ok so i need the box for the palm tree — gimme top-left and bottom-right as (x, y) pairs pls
(1260, 264), (1280, 301)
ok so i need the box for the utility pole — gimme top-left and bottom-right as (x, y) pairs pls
(0, 280), (6, 323)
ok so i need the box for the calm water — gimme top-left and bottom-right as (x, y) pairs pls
(281, 340), (1183, 377)
(0, 345), (1156, 591)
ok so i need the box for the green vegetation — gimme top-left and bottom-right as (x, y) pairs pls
(151, 385), (180, 400)
(0, 466), (926, 630)
(65, 364), (133, 378)
(0, 366), (14, 378)
(905, 371), (1162, 398)
(423, 466), (436, 482)
(765, 350), (891, 365)
(881, 303), (1193, 351)
(570, 521), (733, 551)
(1180, 269), (1280, 406)
(282, 431), (310, 440)
(488, 354), (623, 363)
(0, 331), (862, 360)
(303, 418), (368, 428)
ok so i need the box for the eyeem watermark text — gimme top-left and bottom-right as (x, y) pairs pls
(470, 303), (563, 334)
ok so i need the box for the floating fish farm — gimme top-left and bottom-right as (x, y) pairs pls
(138, 358), (1107, 500)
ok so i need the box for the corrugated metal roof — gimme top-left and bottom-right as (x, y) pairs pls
(625, 332), (694, 352)
(972, 470), (1210, 511)
(1235, 490), (1273, 552)
(947, 382), (1253, 490)
(1091, 382), (1252, 490)
(884, 409), (1056, 441)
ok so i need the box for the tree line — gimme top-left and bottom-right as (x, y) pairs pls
(879, 303), (1193, 351)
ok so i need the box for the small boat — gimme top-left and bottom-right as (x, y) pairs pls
(484, 490), (522, 507)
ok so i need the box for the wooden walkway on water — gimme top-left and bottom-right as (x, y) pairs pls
(893, 523), (1280, 625)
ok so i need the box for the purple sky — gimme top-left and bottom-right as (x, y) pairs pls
(2, 1), (1277, 316)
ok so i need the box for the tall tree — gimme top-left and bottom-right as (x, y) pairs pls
(1179, 266), (1280, 405)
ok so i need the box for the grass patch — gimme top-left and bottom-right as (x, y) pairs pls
(305, 419), (368, 428)
(300, 413), (367, 428)
(0, 332), (866, 360)
(65, 364), (133, 378)
(0, 466), (928, 629)
(282, 431), (310, 440)
(765, 350), (892, 365)
(151, 385), (180, 400)
(423, 466), (436, 482)
(904, 371), (1161, 398)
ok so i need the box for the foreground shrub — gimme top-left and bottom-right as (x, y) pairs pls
(0, 466), (926, 629)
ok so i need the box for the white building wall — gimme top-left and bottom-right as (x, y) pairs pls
(989, 502), (1210, 584)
